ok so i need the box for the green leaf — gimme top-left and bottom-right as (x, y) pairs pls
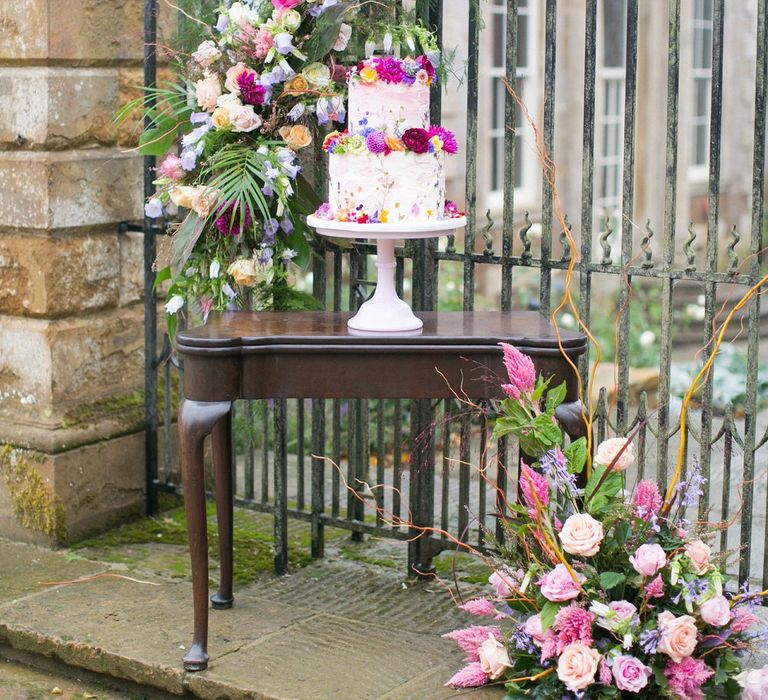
(294, 172), (323, 215)
(139, 126), (178, 156)
(285, 223), (311, 269)
(599, 571), (626, 590)
(540, 600), (560, 631)
(531, 374), (552, 401)
(585, 463), (624, 513)
(545, 381), (567, 413)
(302, 3), (350, 62)
(152, 265), (172, 292)
(563, 437), (587, 474)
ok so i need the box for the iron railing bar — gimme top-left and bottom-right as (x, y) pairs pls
(463, 0), (480, 311)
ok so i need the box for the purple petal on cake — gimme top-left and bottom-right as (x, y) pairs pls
(366, 131), (389, 154)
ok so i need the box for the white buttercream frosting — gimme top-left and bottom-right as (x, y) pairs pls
(347, 80), (431, 134)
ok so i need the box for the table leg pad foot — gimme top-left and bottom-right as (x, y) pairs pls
(210, 593), (234, 609)
(183, 644), (209, 672)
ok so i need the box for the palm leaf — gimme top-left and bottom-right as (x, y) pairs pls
(169, 212), (206, 275)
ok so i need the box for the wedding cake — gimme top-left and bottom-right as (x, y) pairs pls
(314, 55), (460, 224)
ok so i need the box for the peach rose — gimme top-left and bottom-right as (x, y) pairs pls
(558, 513), (604, 557)
(169, 185), (196, 209)
(283, 74), (310, 94)
(595, 437), (635, 471)
(228, 259), (260, 287)
(556, 643), (600, 692)
(225, 62), (256, 93)
(229, 105), (262, 133)
(629, 543), (666, 577)
(685, 540), (711, 574)
(737, 667), (768, 700)
(211, 107), (231, 129)
(657, 611), (698, 662)
(279, 124), (312, 150)
(699, 595), (731, 627)
(190, 187), (218, 219)
(477, 634), (512, 680)
(195, 74), (222, 112)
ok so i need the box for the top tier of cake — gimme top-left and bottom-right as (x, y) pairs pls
(347, 55), (436, 134)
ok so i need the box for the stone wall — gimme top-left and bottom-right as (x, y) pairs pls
(0, 0), (173, 544)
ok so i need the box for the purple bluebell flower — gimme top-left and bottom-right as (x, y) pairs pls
(182, 124), (210, 148)
(540, 448), (582, 499)
(222, 283), (237, 300)
(190, 112), (212, 125)
(280, 160), (300, 179)
(677, 458), (707, 507)
(263, 162), (281, 181)
(258, 246), (273, 266)
(144, 198), (163, 218)
(262, 184), (274, 197)
(280, 217), (293, 234)
(509, 625), (537, 654)
(180, 149), (198, 171)
(639, 628), (661, 655)
(263, 218), (279, 244)
(215, 14), (228, 32)
(273, 33), (293, 56)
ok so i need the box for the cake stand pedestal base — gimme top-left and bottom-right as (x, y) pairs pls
(347, 238), (422, 334)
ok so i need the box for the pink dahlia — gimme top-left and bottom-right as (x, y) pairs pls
(374, 56), (406, 83)
(499, 342), (536, 399)
(417, 54), (436, 80)
(445, 662), (489, 688)
(237, 71), (268, 105)
(599, 656), (612, 685)
(664, 657), (714, 700)
(366, 131), (389, 154)
(443, 626), (502, 661)
(428, 125), (458, 154)
(632, 479), (662, 522)
(459, 598), (496, 616)
(520, 463), (549, 518)
(553, 603), (594, 654)
(215, 202), (252, 237)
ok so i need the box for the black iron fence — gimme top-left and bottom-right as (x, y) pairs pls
(142, 0), (768, 586)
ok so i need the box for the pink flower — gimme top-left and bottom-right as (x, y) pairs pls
(488, 569), (517, 597)
(595, 437), (635, 471)
(612, 655), (651, 693)
(632, 480), (662, 522)
(737, 666), (768, 700)
(665, 657), (714, 700)
(253, 27), (274, 60)
(443, 626), (502, 661)
(499, 342), (536, 399)
(459, 598), (496, 616)
(538, 564), (584, 602)
(685, 540), (711, 574)
(557, 642), (600, 692)
(657, 611), (698, 662)
(558, 513), (604, 557)
(445, 662), (489, 688)
(195, 74), (222, 112)
(731, 607), (759, 633)
(699, 595), (731, 627)
(524, 613), (553, 647)
(630, 543), (667, 577)
(272, 0), (301, 10)
(645, 574), (664, 599)
(599, 656), (612, 685)
(554, 604), (594, 654)
(478, 633), (512, 680)
(609, 600), (637, 622)
(520, 464), (549, 518)
(159, 154), (183, 180)
(428, 125), (458, 154)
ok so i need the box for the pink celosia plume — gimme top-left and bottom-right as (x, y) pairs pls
(499, 342), (536, 399)
(445, 662), (490, 688)
(554, 604), (595, 654)
(664, 657), (714, 700)
(632, 480), (662, 522)
(645, 574), (664, 599)
(520, 463), (550, 518)
(459, 598), (496, 616)
(443, 626), (502, 661)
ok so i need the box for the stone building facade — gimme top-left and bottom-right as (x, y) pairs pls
(0, 1), (173, 543)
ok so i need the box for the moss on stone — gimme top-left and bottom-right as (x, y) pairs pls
(0, 445), (67, 544)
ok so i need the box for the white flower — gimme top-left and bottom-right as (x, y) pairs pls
(365, 40), (376, 58)
(382, 32), (393, 53)
(193, 40), (221, 67)
(280, 9), (302, 31)
(209, 260), (221, 279)
(281, 248), (298, 262)
(164, 295), (185, 315)
(639, 330), (656, 347)
(333, 23), (352, 51)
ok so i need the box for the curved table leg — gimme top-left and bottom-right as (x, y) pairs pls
(211, 411), (234, 610)
(179, 398), (232, 672)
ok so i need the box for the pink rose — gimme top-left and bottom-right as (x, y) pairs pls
(159, 154), (183, 181)
(195, 74), (222, 112)
(488, 569), (515, 598)
(556, 642), (600, 692)
(229, 105), (262, 133)
(685, 540), (711, 574)
(612, 654), (651, 693)
(657, 611), (698, 662)
(225, 63), (256, 93)
(558, 513), (604, 557)
(524, 614), (554, 647)
(629, 543), (666, 577)
(699, 595), (731, 627)
(272, 0), (301, 10)
(538, 564), (584, 602)
(595, 437), (635, 471)
(609, 600), (637, 622)
(737, 666), (768, 700)
(477, 634), (512, 680)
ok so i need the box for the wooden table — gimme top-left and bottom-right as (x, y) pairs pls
(176, 311), (588, 670)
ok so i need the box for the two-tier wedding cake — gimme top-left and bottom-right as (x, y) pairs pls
(314, 54), (460, 224)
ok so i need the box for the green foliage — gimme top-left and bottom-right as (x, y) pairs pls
(563, 437), (587, 474)
(585, 463), (624, 515)
(598, 571), (626, 590)
(539, 600), (559, 632)
(303, 3), (351, 61)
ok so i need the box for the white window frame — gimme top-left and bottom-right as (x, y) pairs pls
(594, 0), (626, 224)
(486, 0), (538, 214)
(689, 0), (713, 182)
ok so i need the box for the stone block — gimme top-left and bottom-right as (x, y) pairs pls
(0, 68), (120, 149)
(0, 149), (142, 230)
(0, 231), (121, 317)
(119, 230), (145, 306)
(0, 1), (48, 61)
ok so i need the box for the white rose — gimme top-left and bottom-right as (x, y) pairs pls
(280, 9), (302, 31)
(333, 23), (352, 52)
(227, 2), (248, 25)
(216, 92), (242, 110)
(477, 634), (511, 680)
(229, 105), (262, 132)
(195, 74), (222, 112)
(193, 40), (221, 67)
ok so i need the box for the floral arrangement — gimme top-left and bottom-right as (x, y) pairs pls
(443, 343), (768, 699)
(321, 123), (457, 156)
(313, 199), (463, 224)
(120, 0), (445, 334)
(350, 54), (437, 86)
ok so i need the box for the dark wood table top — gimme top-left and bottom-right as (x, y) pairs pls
(177, 311), (588, 353)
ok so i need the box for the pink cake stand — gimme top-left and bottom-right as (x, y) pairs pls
(307, 215), (467, 334)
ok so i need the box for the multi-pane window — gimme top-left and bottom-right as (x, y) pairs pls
(595, 0), (627, 219)
(690, 0), (713, 171)
(488, 0), (533, 205)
